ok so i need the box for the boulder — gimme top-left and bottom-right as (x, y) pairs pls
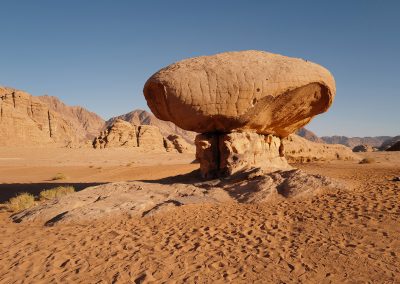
(144, 50), (335, 137)
(144, 50), (336, 178)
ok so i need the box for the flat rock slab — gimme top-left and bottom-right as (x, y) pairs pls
(11, 169), (345, 225)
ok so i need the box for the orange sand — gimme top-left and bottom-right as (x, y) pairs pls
(0, 148), (399, 283)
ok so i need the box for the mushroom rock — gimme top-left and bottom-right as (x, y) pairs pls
(144, 50), (336, 178)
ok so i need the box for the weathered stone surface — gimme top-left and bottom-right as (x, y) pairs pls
(352, 144), (374, 152)
(284, 134), (358, 162)
(144, 50), (335, 137)
(163, 137), (176, 152)
(38, 95), (104, 140)
(107, 109), (196, 145)
(0, 87), (77, 146)
(93, 119), (193, 153)
(93, 119), (137, 148)
(195, 134), (220, 179)
(11, 169), (344, 225)
(165, 134), (195, 153)
(137, 125), (165, 150)
(0, 87), (105, 147)
(143, 50), (338, 178)
(195, 131), (290, 178)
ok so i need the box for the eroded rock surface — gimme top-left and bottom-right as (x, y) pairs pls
(144, 50), (337, 178)
(0, 87), (77, 146)
(195, 132), (290, 178)
(165, 134), (195, 153)
(136, 125), (165, 150)
(37, 95), (104, 140)
(93, 119), (137, 148)
(93, 119), (193, 153)
(0, 87), (104, 147)
(11, 168), (344, 225)
(144, 50), (335, 137)
(284, 135), (359, 162)
(107, 109), (196, 145)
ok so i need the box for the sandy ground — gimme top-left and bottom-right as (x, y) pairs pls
(0, 147), (197, 202)
(0, 148), (399, 283)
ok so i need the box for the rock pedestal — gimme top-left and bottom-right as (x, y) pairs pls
(195, 131), (290, 179)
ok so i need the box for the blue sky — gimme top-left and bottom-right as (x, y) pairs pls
(0, 0), (399, 136)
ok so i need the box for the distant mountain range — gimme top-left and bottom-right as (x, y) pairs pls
(0, 86), (398, 149)
(319, 135), (393, 148)
(295, 128), (398, 149)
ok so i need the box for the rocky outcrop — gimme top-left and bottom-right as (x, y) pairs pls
(0, 87), (79, 146)
(136, 125), (165, 150)
(380, 136), (400, 151)
(165, 134), (195, 153)
(93, 119), (193, 152)
(0, 87), (104, 147)
(386, 141), (400, 151)
(144, 50), (336, 178)
(93, 119), (137, 148)
(12, 169), (344, 225)
(352, 144), (374, 152)
(38, 95), (104, 140)
(195, 132), (358, 178)
(107, 109), (196, 145)
(284, 135), (358, 162)
(195, 132), (290, 179)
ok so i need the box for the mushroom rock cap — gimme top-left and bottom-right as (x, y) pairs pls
(143, 50), (335, 137)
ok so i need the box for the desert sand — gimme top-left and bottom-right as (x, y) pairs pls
(0, 148), (399, 283)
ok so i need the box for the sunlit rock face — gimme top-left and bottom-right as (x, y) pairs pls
(144, 50), (336, 178)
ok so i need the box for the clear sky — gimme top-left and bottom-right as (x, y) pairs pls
(0, 0), (399, 137)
